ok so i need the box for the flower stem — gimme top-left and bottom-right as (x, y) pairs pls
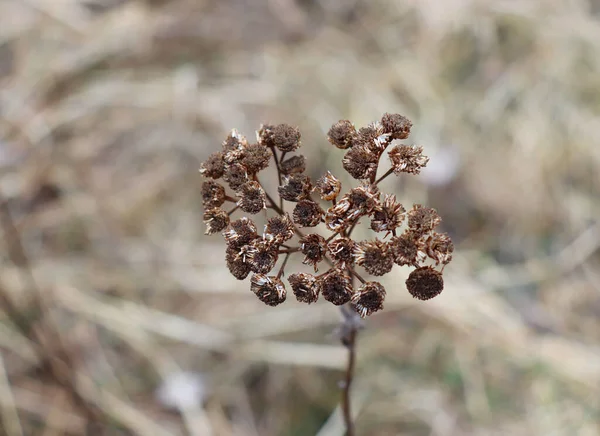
(374, 168), (394, 186)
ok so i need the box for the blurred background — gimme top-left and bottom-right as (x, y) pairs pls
(1, 0), (600, 435)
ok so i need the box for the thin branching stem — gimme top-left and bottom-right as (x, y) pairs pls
(374, 168), (394, 185)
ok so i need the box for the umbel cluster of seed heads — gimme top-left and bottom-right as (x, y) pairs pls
(200, 113), (453, 317)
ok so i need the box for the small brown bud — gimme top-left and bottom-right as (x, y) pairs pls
(342, 145), (378, 180)
(278, 174), (313, 202)
(315, 171), (341, 201)
(223, 217), (258, 249)
(347, 184), (380, 214)
(222, 129), (248, 153)
(356, 122), (391, 153)
(407, 204), (441, 234)
(388, 144), (429, 175)
(405, 266), (444, 300)
(389, 230), (422, 266)
(370, 194), (405, 233)
(247, 239), (279, 274)
(293, 199), (324, 227)
(203, 208), (230, 235)
(264, 214), (295, 244)
(199, 152), (226, 179)
(251, 274), (287, 306)
(352, 282), (386, 317)
(237, 181), (266, 214)
(288, 273), (319, 304)
(320, 269), (353, 306)
(380, 113), (412, 140)
(226, 245), (251, 280)
(327, 120), (356, 149)
(241, 143), (271, 174)
(299, 234), (327, 270)
(354, 240), (394, 276)
(259, 123), (301, 152)
(423, 232), (454, 265)
(280, 155), (306, 175)
(223, 163), (248, 191)
(201, 181), (226, 209)
(327, 237), (356, 267)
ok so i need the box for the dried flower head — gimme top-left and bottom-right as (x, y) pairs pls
(320, 269), (353, 305)
(222, 129), (248, 153)
(327, 120), (356, 149)
(352, 282), (386, 317)
(264, 214), (295, 244)
(389, 230), (421, 267)
(223, 163), (248, 192)
(299, 234), (327, 270)
(226, 245), (251, 280)
(407, 204), (442, 234)
(278, 174), (312, 202)
(293, 199), (324, 227)
(201, 181), (226, 209)
(328, 237), (356, 267)
(199, 152), (226, 179)
(280, 155), (306, 175)
(251, 274), (287, 306)
(381, 113), (412, 140)
(259, 123), (301, 152)
(241, 143), (271, 174)
(203, 208), (230, 235)
(423, 232), (454, 265)
(247, 239), (279, 274)
(354, 240), (394, 276)
(370, 194), (405, 233)
(388, 145), (429, 175)
(343, 145), (378, 180)
(355, 123), (385, 151)
(237, 181), (266, 214)
(288, 273), (319, 304)
(223, 217), (258, 249)
(347, 184), (380, 214)
(315, 171), (342, 201)
(405, 266), (444, 300)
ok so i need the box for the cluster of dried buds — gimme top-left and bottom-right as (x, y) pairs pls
(200, 113), (453, 317)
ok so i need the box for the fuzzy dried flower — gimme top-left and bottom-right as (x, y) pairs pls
(407, 204), (441, 234)
(222, 129), (248, 153)
(259, 123), (301, 152)
(342, 145), (378, 180)
(423, 232), (454, 265)
(354, 240), (394, 276)
(241, 143), (271, 174)
(327, 120), (356, 149)
(203, 208), (230, 235)
(388, 144), (429, 175)
(226, 245), (251, 280)
(320, 269), (353, 306)
(199, 152), (226, 179)
(370, 194), (405, 233)
(223, 217), (258, 249)
(278, 174), (312, 202)
(389, 230), (421, 267)
(381, 113), (412, 140)
(223, 163), (248, 192)
(288, 273), (319, 304)
(247, 239), (279, 274)
(237, 181), (266, 214)
(201, 181), (226, 209)
(299, 234), (327, 270)
(280, 155), (306, 175)
(251, 274), (287, 306)
(347, 184), (380, 214)
(293, 200), (324, 227)
(405, 266), (444, 300)
(328, 237), (356, 267)
(351, 282), (386, 318)
(264, 214), (295, 244)
(315, 171), (342, 201)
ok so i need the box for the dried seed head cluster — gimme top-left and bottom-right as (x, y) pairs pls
(200, 114), (453, 316)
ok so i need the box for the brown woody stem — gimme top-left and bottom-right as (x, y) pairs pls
(374, 168), (394, 185)
(277, 252), (291, 279)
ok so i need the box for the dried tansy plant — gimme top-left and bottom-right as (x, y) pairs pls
(199, 113), (453, 315)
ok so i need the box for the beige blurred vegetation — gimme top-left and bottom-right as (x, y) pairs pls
(1, 0), (600, 434)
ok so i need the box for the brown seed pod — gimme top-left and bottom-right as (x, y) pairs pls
(388, 144), (429, 175)
(354, 240), (394, 276)
(299, 234), (327, 270)
(264, 214), (295, 244)
(356, 122), (390, 153)
(288, 273), (320, 304)
(342, 145), (378, 180)
(328, 237), (356, 267)
(319, 269), (353, 306)
(315, 171), (342, 201)
(327, 120), (357, 149)
(293, 199), (324, 227)
(222, 129), (248, 153)
(241, 143), (271, 174)
(226, 245), (251, 280)
(370, 194), (405, 233)
(259, 123), (301, 152)
(201, 181), (226, 209)
(223, 217), (258, 249)
(251, 274), (287, 306)
(405, 266), (444, 300)
(247, 239), (279, 274)
(278, 174), (313, 202)
(237, 181), (266, 214)
(380, 113), (412, 140)
(199, 152), (226, 179)
(407, 204), (441, 235)
(280, 155), (306, 175)
(423, 232), (454, 265)
(389, 230), (422, 267)
(347, 184), (380, 214)
(223, 163), (248, 192)
(203, 208), (230, 235)
(351, 281), (386, 318)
